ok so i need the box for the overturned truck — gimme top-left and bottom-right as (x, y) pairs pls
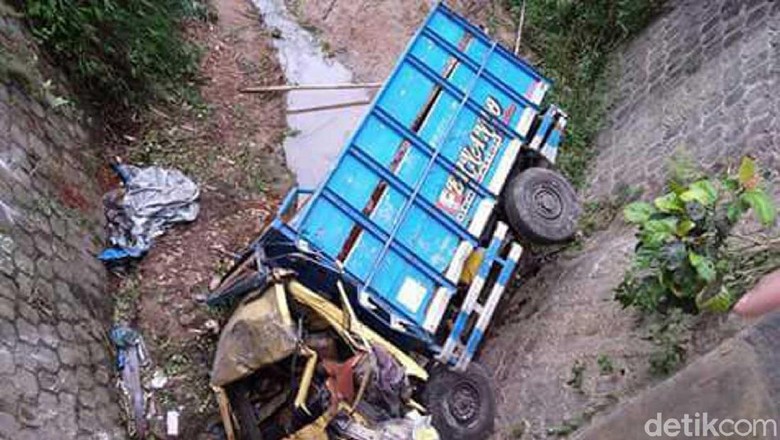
(209, 3), (580, 439)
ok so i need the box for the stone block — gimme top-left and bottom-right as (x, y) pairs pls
(15, 319), (39, 345)
(0, 345), (14, 374)
(0, 412), (20, 439)
(32, 345), (59, 373)
(15, 368), (38, 398)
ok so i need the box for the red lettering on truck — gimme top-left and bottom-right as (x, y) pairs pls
(436, 96), (510, 222)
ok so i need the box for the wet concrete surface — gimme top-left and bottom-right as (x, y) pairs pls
(251, 0), (372, 188)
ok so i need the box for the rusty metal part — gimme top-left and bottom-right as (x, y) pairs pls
(322, 354), (365, 411)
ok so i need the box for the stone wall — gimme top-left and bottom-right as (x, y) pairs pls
(588, 0), (780, 199)
(578, 311), (780, 440)
(0, 7), (125, 440)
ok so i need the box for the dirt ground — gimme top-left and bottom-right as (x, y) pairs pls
(286, 0), (520, 82)
(105, 0), (294, 436)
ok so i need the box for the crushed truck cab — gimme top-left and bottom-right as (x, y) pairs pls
(210, 3), (579, 439)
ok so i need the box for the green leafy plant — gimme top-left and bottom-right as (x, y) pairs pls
(15, 0), (206, 113)
(547, 416), (584, 437)
(617, 157), (777, 314)
(509, 0), (665, 187)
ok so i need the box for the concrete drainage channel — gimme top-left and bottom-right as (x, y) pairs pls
(251, 0), (371, 187)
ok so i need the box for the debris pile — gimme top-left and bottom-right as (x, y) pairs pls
(209, 270), (439, 440)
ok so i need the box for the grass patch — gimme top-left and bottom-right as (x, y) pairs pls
(113, 274), (142, 323)
(547, 415), (585, 437)
(509, 420), (530, 438)
(597, 354), (614, 375)
(13, 0), (210, 116)
(506, 0), (665, 188)
(579, 184), (643, 236)
(0, 1), (22, 17)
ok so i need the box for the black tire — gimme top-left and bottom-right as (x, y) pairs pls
(503, 167), (580, 244)
(422, 363), (496, 440)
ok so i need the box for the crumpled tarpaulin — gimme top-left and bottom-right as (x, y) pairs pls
(99, 164), (199, 261)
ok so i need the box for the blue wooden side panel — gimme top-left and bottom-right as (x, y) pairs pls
(294, 3), (552, 330)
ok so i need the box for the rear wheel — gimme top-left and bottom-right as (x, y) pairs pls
(423, 363), (496, 440)
(503, 167), (580, 244)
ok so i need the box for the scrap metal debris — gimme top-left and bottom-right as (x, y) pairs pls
(209, 274), (439, 440)
(210, 284), (297, 388)
(99, 163), (200, 261)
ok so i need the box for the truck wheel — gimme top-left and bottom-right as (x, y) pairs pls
(503, 167), (580, 244)
(423, 363), (496, 440)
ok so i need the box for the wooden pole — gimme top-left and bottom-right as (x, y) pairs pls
(513, 0), (527, 55)
(287, 99), (372, 114)
(240, 82), (382, 93)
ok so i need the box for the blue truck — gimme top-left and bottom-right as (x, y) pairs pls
(210, 3), (580, 438)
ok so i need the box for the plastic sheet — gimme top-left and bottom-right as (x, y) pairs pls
(99, 164), (199, 261)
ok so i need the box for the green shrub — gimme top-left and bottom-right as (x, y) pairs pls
(507, 0), (665, 187)
(15, 0), (205, 111)
(616, 157), (777, 314)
